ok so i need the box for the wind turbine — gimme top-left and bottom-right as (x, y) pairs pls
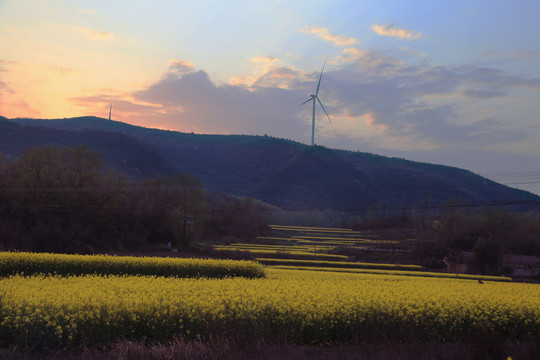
(301, 60), (332, 146)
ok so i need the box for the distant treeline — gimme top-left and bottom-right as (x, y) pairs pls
(0, 145), (269, 252)
(430, 205), (540, 274)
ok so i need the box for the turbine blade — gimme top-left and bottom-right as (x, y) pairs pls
(300, 98), (313, 106)
(315, 59), (327, 96)
(317, 97), (332, 125)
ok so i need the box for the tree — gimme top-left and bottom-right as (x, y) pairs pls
(11, 145), (103, 207)
(0, 145), (106, 251)
(472, 237), (502, 275)
(134, 173), (205, 248)
(176, 172), (205, 248)
(58, 145), (103, 190)
(203, 192), (270, 241)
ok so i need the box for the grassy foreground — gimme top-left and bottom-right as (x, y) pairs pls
(1, 268), (538, 352)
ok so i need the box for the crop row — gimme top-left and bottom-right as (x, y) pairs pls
(255, 235), (399, 249)
(256, 258), (423, 271)
(213, 247), (349, 261)
(214, 243), (336, 252)
(271, 265), (512, 282)
(269, 225), (358, 233)
(291, 236), (399, 245)
(0, 269), (538, 351)
(0, 252), (266, 279)
(256, 236), (362, 245)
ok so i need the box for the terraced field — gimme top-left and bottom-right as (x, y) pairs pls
(212, 225), (512, 282)
(212, 225), (405, 261)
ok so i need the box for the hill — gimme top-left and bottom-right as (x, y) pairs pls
(0, 116), (18, 126)
(5, 116), (540, 212)
(0, 120), (175, 177)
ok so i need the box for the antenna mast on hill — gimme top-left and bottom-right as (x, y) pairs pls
(108, 102), (112, 121)
(301, 60), (332, 146)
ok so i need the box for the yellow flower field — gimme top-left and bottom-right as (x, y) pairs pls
(257, 258), (423, 271)
(1, 268), (538, 351)
(0, 251), (265, 279)
(270, 265), (512, 281)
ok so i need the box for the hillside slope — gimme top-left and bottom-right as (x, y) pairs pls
(0, 122), (175, 177)
(6, 116), (540, 211)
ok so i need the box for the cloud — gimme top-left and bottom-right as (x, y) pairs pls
(478, 50), (538, 60)
(463, 88), (507, 99)
(130, 66), (307, 136)
(229, 56), (299, 88)
(168, 59), (196, 74)
(335, 48), (404, 76)
(70, 93), (174, 128)
(325, 48), (539, 149)
(301, 26), (358, 46)
(73, 26), (114, 41)
(71, 49), (540, 153)
(1, 98), (41, 118)
(252, 55), (278, 65)
(252, 67), (303, 89)
(0, 80), (14, 94)
(0, 80), (15, 94)
(371, 23), (421, 40)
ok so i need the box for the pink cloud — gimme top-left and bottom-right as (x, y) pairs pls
(371, 23), (421, 40)
(252, 67), (303, 89)
(167, 59), (196, 76)
(229, 56), (280, 87)
(364, 112), (388, 132)
(301, 26), (358, 46)
(73, 26), (115, 41)
(0, 98), (41, 118)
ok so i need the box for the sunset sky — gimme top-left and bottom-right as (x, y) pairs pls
(1, 0), (540, 195)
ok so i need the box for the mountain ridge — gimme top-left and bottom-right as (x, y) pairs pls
(4, 116), (539, 212)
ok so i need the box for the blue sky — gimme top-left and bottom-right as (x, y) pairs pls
(1, 0), (540, 195)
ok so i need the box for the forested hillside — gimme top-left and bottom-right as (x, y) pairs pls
(5, 116), (540, 212)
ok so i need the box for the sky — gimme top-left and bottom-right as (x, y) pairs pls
(1, 0), (540, 196)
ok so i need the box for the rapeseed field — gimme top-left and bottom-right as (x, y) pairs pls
(0, 251), (265, 279)
(1, 267), (538, 351)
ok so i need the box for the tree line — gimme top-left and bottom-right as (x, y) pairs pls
(343, 201), (540, 275)
(0, 145), (269, 253)
(430, 205), (540, 274)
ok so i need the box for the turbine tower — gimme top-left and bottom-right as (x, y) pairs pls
(301, 60), (331, 146)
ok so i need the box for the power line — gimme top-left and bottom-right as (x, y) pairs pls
(480, 170), (540, 181)
(1, 198), (539, 214)
(481, 170), (540, 177)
